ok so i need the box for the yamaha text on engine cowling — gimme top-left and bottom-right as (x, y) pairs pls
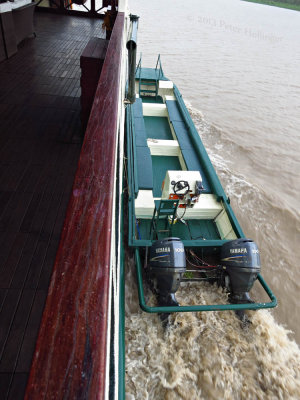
(220, 238), (261, 303)
(149, 237), (186, 307)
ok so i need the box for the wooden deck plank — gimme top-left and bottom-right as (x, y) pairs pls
(7, 373), (28, 400)
(0, 164), (28, 191)
(36, 237), (61, 290)
(0, 192), (34, 233)
(8, 234), (39, 289)
(0, 374), (11, 400)
(0, 289), (8, 313)
(24, 193), (64, 289)
(20, 193), (43, 232)
(0, 232), (18, 275)
(0, 233), (28, 289)
(0, 289), (22, 354)
(16, 165), (43, 193)
(23, 237), (54, 290)
(0, 11), (106, 399)
(0, 289), (36, 372)
(0, 192), (12, 218)
(16, 290), (48, 373)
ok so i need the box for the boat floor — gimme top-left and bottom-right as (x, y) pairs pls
(145, 116), (173, 140)
(132, 95), (222, 244)
(0, 12), (104, 399)
(137, 218), (220, 241)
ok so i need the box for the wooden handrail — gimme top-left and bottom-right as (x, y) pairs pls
(25, 12), (125, 399)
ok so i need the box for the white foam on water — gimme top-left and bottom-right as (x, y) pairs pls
(125, 271), (300, 399)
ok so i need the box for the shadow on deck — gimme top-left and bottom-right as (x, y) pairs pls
(0, 12), (104, 399)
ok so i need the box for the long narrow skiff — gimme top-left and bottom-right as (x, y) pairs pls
(126, 58), (277, 316)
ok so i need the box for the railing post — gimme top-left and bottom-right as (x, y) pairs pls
(90, 0), (95, 14)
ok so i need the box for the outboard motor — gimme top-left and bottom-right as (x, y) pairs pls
(220, 238), (261, 303)
(149, 238), (186, 307)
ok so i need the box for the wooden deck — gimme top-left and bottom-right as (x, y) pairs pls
(25, 10), (125, 398)
(0, 12), (105, 399)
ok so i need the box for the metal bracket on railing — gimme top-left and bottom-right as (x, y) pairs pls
(136, 53), (142, 74)
(155, 54), (164, 80)
(126, 14), (139, 104)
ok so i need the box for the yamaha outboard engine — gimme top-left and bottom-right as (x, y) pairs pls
(220, 238), (261, 303)
(149, 238), (186, 307)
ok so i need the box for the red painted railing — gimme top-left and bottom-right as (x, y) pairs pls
(25, 12), (125, 399)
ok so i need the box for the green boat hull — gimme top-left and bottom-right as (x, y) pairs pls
(126, 61), (277, 314)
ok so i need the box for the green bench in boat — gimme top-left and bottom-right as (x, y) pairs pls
(166, 100), (212, 193)
(132, 99), (153, 194)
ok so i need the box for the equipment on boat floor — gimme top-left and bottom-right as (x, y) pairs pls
(162, 170), (204, 208)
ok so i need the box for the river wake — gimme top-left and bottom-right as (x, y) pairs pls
(125, 259), (300, 400)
